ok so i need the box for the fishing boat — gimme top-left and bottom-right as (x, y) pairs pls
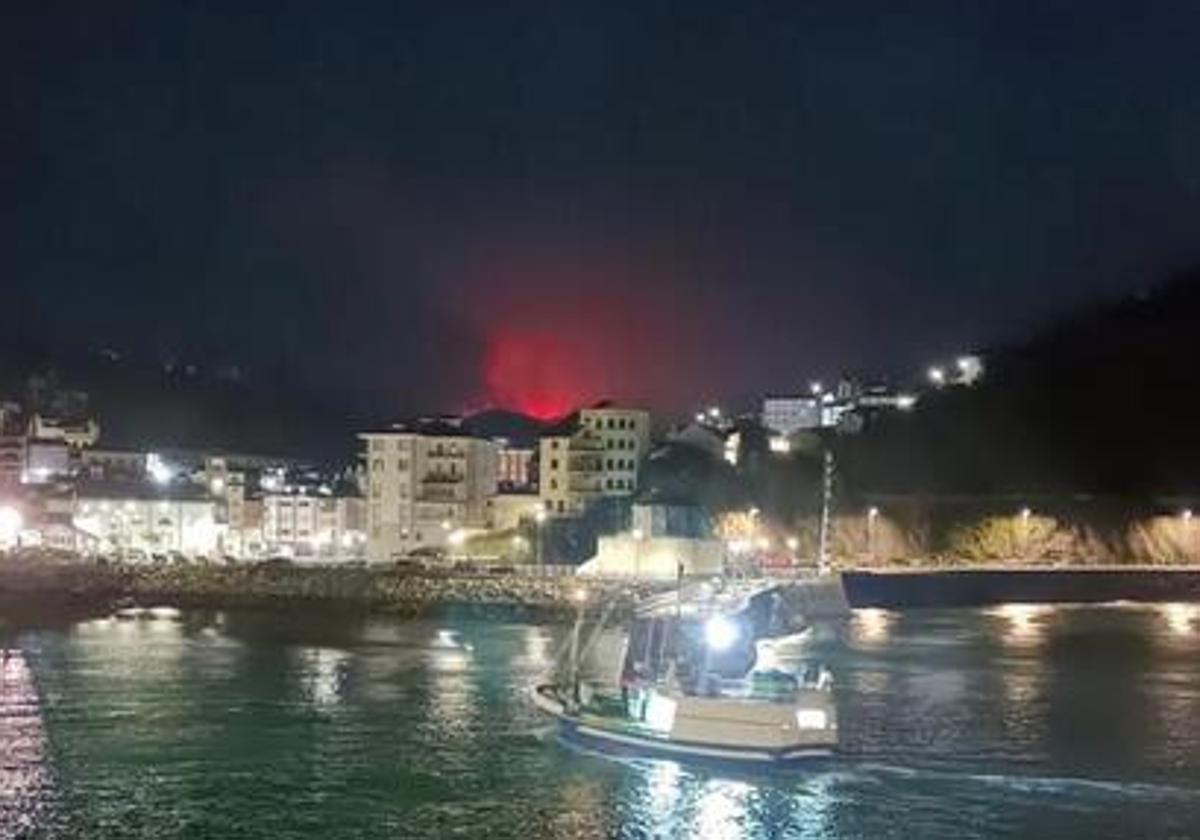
(532, 580), (838, 765)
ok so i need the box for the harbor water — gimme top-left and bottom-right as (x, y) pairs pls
(3, 603), (1200, 838)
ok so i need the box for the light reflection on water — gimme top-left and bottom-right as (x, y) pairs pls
(1159, 602), (1200, 636)
(850, 607), (893, 647)
(0, 648), (51, 838)
(986, 603), (1054, 646)
(5, 604), (1200, 839)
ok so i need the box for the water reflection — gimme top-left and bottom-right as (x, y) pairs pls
(851, 608), (893, 647)
(1159, 603), (1200, 636)
(424, 626), (478, 736)
(987, 603), (1053, 646)
(0, 649), (52, 837)
(693, 778), (752, 839)
(298, 647), (352, 707)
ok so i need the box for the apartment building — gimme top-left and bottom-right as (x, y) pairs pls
(539, 403), (651, 516)
(360, 418), (498, 561)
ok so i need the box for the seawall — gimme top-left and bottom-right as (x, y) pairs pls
(0, 562), (641, 621)
(842, 567), (1200, 609)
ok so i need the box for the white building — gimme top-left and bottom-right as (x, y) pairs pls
(28, 414), (100, 449)
(360, 419), (499, 562)
(496, 444), (535, 490)
(23, 440), (71, 484)
(71, 492), (223, 561)
(762, 396), (822, 436)
(261, 492), (366, 562)
(539, 403), (651, 517)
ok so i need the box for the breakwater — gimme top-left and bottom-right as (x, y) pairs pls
(843, 567), (1200, 608)
(0, 561), (643, 620)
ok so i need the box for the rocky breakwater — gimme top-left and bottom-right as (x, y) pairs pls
(0, 560), (644, 620)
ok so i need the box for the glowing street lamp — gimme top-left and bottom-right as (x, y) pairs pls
(928, 366), (946, 386)
(809, 381), (823, 395)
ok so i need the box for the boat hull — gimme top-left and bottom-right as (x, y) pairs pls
(533, 685), (836, 766)
(559, 717), (833, 765)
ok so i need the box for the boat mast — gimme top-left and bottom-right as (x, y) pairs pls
(568, 593), (585, 706)
(817, 447), (834, 575)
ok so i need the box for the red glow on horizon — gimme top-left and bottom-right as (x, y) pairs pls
(483, 332), (602, 420)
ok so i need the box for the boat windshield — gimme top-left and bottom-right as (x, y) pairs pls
(620, 611), (831, 703)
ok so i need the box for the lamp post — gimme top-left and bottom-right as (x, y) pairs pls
(1183, 509), (1194, 563)
(867, 506), (879, 563)
(1019, 507), (1032, 561)
(534, 508), (547, 565)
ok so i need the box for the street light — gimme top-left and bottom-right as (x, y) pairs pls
(1019, 507), (1032, 560)
(809, 381), (823, 395)
(928, 367), (945, 386)
(534, 508), (548, 564)
(867, 507), (880, 562)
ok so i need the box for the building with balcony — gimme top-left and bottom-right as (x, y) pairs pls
(261, 491), (366, 563)
(496, 443), (535, 491)
(360, 418), (498, 562)
(538, 403), (651, 517)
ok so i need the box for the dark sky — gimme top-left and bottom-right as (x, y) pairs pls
(6, 1), (1200, 421)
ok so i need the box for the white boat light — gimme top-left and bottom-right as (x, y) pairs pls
(704, 616), (739, 651)
(795, 709), (828, 730)
(645, 693), (677, 732)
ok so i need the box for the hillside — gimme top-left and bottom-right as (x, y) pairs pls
(842, 268), (1200, 496)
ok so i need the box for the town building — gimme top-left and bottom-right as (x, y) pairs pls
(577, 501), (723, 581)
(539, 403), (651, 517)
(496, 442), (536, 491)
(360, 418), (499, 562)
(261, 491), (366, 562)
(762, 396), (823, 436)
(70, 485), (223, 561)
(81, 448), (148, 481)
(763, 380), (917, 439)
(28, 414), (100, 450)
(23, 439), (71, 484)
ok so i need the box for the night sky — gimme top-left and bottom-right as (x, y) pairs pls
(7, 2), (1200, 421)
